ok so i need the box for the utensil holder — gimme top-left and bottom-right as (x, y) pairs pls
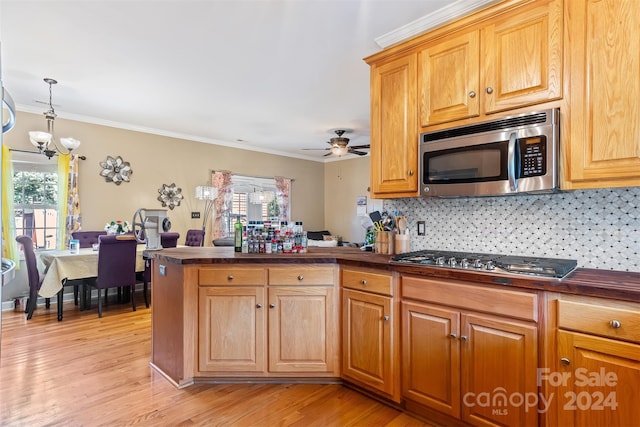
(395, 233), (410, 254)
(374, 231), (395, 254)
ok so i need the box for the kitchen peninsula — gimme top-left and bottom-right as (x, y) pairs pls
(146, 246), (640, 427)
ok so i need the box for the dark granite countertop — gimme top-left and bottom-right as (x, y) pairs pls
(145, 246), (640, 302)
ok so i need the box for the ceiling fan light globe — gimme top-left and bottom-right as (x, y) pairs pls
(60, 137), (81, 151)
(332, 146), (349, 156)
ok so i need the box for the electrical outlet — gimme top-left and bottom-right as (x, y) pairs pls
(191, 211), (201, 219)
(417, 221), (426, 236)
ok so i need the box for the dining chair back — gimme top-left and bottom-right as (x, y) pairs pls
(71, 230), (107, 248)
(93, 235), (137, 317)
(15, 235), (45, 319)
(160, 232), (180, 249)
(185, 229), (205, 247)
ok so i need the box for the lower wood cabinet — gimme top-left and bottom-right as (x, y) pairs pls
(554, 296), (640, 426)
(197, 265), (339, 377)
(402, 275), (539, 427)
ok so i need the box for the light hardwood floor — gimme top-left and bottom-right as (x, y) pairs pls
(0, 296), (432, 426)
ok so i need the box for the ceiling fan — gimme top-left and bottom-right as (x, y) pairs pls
(304, 129), (370, 157)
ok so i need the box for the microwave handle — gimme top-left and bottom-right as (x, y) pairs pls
(507, 132), (518, 191)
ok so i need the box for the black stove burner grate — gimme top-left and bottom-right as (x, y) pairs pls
(392, 250), (577, 278)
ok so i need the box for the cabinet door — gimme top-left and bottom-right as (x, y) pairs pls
(461, 313), (538, 427)
(419, 30), (480, 126)
(370, 54), (418, 197)
(198, 286), (266, 373)
(268, 286), (337, 373)
(564, 0), (640, 189)
(557, 330), (640, 426)
(343, 289), (397, 400)
(402, 301), (461, 418)
(483, 0), (563, 114)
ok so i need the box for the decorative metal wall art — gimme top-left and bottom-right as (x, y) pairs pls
(99, 155), (132, 185)
(157, 183), (183, 210)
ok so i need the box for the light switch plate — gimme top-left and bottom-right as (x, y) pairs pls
(191, 211), (200, 219)
(417, 221), (426, 236)
(159, 265), (166, 276)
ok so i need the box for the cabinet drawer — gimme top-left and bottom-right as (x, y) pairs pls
(558, 300), (640, 344)
(342, 269), (393, 296)
(402, 275), (538, 322)
(199, 267), (266, 286)
(269, 265), (335, 285)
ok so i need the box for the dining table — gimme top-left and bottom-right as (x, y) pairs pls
(38, 245), (147, 320)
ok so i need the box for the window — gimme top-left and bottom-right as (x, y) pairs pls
(225, 175), (288, 235)
(12, 153), (60, 249)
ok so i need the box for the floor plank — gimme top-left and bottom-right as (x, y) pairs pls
(0, 297), (433, 426)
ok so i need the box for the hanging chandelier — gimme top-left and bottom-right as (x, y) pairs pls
(249, 188), (275, 204)
(29, 78), (81, 159)
(195, 185), (219, 232)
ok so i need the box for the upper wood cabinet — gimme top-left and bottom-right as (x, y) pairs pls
(419, 0), (563, 127)
(563, 0), (640, 189)
(369, 54), (419, 198)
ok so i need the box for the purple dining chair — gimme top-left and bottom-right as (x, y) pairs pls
(71, 230), (107, 248)
(91, 234), (137, 317)
(15, 235), (49, 320)
(137, 232), (180, 308)
(184, 229), (205, 247)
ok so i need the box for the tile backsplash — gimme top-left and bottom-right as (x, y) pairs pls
(385, 187), (640, 272)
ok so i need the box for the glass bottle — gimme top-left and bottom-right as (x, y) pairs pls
(234, 217), (243, 252)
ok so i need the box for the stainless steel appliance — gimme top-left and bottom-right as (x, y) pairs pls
(420, 108), (560, 197)
(391, 250), (577, 279)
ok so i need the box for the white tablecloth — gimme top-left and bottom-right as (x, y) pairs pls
(38, 246), (146, 298)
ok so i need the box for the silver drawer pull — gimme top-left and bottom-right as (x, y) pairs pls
(609, 319), (622, 329)
(227, 275), (234, 280)
(297, 275), (304, 281)
(560, 357), (571, 366)
(361, 279), (367, 286)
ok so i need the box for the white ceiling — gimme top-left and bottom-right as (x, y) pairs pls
(1, 0), (489, 162)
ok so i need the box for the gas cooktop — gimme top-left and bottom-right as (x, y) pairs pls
(391, 250), (577, 279)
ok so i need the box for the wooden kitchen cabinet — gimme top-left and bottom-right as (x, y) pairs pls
(419, 0), (563, 127)
(341, 268), (400, 402)
(368, 53), (419, 198)
(402, 275), (539, 426)
(198, 265), (339, 377)
(554, 296), (640, 425)
(562, 0), (640, 189)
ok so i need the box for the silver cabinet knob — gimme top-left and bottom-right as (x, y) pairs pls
(297, 275), (304, 281)
(609, 320), (622, 328)
(450, 333), (457, 339)
(360, 279), (367, 286)
(408, 169), (414, 176)
(460, 335), (468, 341)
(269, 303), (275, 309)
(469, 91), (476, 98)
(383, 315), (390, 321)
(227, 275), (234, 280)
(560, 357), (571, 366)
(256, 304), (262, 309)
(486, 87), (494, 94)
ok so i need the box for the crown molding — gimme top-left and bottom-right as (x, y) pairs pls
(374, 0), (501, 49)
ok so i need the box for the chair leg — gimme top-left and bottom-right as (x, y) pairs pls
(26, 293), (38, 320)
(45, 297), (51, 309)
(97, 288), (103, 318)
(143, 280), (149, 308)
(73, 285), (79, 306)
(57, 290), (63, 321)
(131, 286), (137, 312)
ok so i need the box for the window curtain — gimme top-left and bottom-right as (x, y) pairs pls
(65, 154), (81, 246)
(274, 176), (291, 222)
(56, 154), (71, 250)
(211, 170), (232, 240)
(1, 145), (18, 264)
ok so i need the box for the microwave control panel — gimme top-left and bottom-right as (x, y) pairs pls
(519, 136), (546, 177)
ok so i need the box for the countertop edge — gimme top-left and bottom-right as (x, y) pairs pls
(145, 247), (640, 303)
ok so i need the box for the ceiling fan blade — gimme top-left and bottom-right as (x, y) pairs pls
(323, 152), (333, 157)
(349, 150), (369, 156)
(349, 144), (370, 150)
(301, 148), (330, 151)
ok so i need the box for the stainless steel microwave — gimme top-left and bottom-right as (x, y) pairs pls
(420, 108), (560, 197)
